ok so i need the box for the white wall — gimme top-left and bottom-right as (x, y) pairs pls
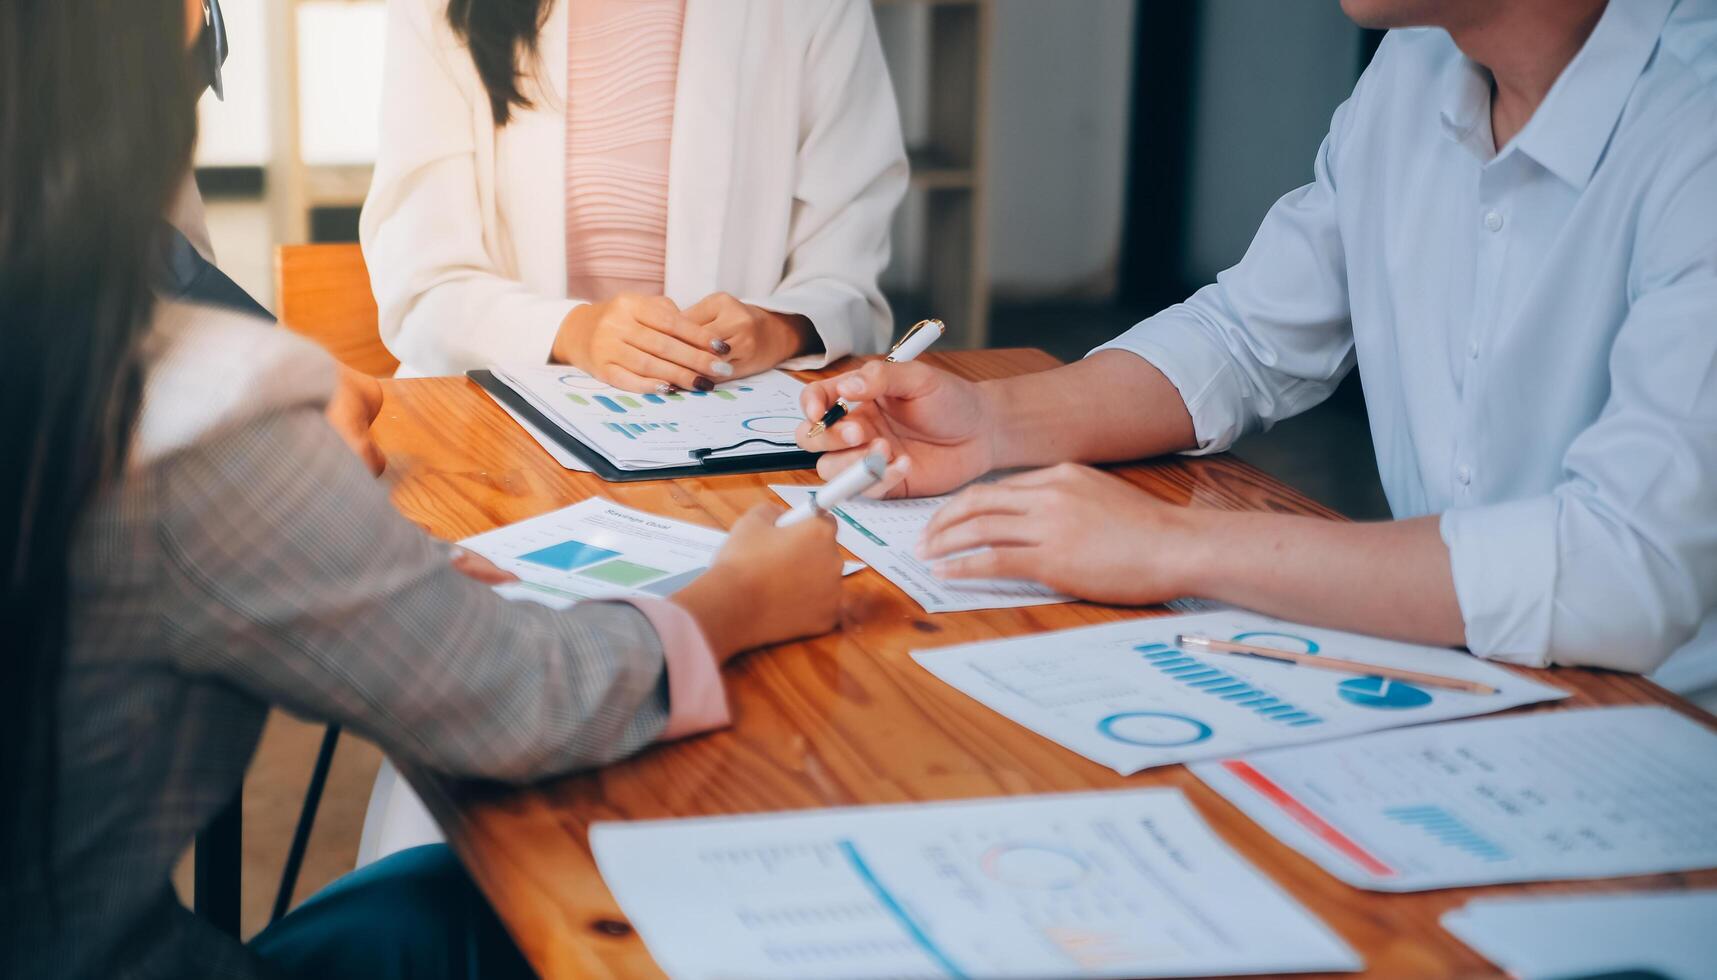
(195, 0), (270, 166)
(985, 0), (1135, 300)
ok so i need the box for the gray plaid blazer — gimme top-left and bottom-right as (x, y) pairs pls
(4, 305), (671, 978)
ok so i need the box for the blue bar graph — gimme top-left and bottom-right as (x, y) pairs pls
(1137, 643), (1324, 727)
(604, 422), (681, 440)
(1383, 805), (1509, 862)
(594, 395), (627, 414)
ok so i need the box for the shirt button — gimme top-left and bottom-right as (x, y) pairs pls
(1484, 210), (1504, 232)
(1456, 464), (1472, 486)
(1468, 339), (1480, 359)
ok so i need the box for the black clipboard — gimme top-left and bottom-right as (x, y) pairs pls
(469, 369), (820, 482)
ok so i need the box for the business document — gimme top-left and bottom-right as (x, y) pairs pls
(1441, 890), (1717, 980)
(460, 498), (858, 608)
(1193, 706), (1717, 891)
(493, 364), (808, 471)
(771, 483), (1072, 613)
(912, 610), (1565, 775)
(592, 790), (1361, 979)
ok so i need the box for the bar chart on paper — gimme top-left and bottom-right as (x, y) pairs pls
(492, 365), (811, 468)
(1193, 707), (1717, 891)
(460, 499), (729, 606)
(912, 611), (1567, 775)
(591, 790), (1361, 979)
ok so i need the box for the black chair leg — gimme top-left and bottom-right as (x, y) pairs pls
(194, 794), (243, 937)
(271, 723), (341, 924)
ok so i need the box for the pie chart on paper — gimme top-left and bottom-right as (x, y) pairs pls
(1337, 675), (1433, 709)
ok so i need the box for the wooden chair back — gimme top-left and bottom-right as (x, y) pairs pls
(274, 243), (399, 377)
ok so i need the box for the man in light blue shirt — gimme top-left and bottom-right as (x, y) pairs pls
(797, 0), (1717, 692)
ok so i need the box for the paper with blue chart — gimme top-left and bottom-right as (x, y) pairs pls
(1192, 707), (1717, 892)
(910, 610), (1566, 775)
(770, 483), (1073, 613)
(458, 498), (859, 608)
(492, 364), (809, 471)
(590, 789), (1362, 979)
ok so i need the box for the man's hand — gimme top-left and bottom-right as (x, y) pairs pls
(683, 292), (816, 377)
(552, 294), (734, 394)
(326, 364), (386, 476)
(919, 463), (1204, 605)
(795, 360), (996, 498)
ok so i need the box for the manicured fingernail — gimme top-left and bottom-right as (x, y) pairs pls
(694, 377), (715, 392)
(842, 425), (863, 446)
(710, 360), (734, 378)
(838, 379), (863, 397)
(656, 382), (674, 395)
(710, 339), (732, 356)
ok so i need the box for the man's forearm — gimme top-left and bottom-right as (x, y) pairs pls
(982, 350), (1198, 469)
(1184, 511), (1468, 648)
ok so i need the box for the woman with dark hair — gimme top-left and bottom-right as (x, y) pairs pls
(360, 0), (909, 386)
(0, 2), (843, 976)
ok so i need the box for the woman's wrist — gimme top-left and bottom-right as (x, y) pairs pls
(756, 307), (816, 363)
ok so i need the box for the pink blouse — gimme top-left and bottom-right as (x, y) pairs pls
(564, 0), (685, 301)
(566, 2), (724, 739)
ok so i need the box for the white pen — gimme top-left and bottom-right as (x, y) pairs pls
(806, 318), (944, 438)
(776, 451), (889, 527)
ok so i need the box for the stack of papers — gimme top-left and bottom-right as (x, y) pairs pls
(592, 789), (1362, 979)
(912, 610), (1566, 775)
(490, 364), (809, 472)
(1192, 706), (1717, 891)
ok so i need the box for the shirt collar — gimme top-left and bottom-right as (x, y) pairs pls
(1439, 0), (1677, 188)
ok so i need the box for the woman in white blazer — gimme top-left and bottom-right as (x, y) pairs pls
(360, 0), (910, 386)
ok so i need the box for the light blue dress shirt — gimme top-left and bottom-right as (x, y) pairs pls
(1098, 0), (1717, 690)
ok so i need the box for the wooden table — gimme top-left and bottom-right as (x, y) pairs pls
(371, 349), (1717, 979)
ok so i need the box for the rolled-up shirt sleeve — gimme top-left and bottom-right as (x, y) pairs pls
(1092, 93), (1359, 454)
(1440, 154), (1717, 674)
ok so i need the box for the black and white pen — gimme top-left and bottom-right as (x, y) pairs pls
(806, 318), (944, 438)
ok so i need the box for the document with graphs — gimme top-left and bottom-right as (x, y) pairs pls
(1193, 707), (1717, 891)
(592, 789), (1361, 979)
(911, 610), (1565, 775)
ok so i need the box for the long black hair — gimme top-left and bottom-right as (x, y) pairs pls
(447, 0), (553, 125)
(0, 0), (199, 904)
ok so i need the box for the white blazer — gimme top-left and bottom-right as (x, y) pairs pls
(361, 0), (909, 378)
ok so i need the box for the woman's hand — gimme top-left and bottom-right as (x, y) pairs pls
(671, 504), (844, 661)
(684, 292), (817, 377)
(552, 293), (735, 394)
(919, 463), (1208, 605)
(795, 360), (996, 498)
(326, 364), (387, 476)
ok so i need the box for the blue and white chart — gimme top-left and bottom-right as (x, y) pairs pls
(491, 364), (808, 471)
(1192, 707), (1717, 891)
(911, 611), (1566, 775)
(460, 498), (862, 608)
(591, 790), (1361, 979)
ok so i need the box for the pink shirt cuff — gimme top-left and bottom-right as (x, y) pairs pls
(619, 597), (732, 741)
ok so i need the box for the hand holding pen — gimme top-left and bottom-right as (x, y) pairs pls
(797, 322), (997, 499)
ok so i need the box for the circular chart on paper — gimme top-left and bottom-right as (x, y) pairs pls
(1230, 631), (1320, 655)
(741, 416), (801, 435)
(979, 844), (1091, 889)
(1337, 675), (1433, 709)
(556, 374), (609, 391)
(1096, 711), (1213, 747)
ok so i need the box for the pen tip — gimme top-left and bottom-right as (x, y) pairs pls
(807, 422), (826, 437)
